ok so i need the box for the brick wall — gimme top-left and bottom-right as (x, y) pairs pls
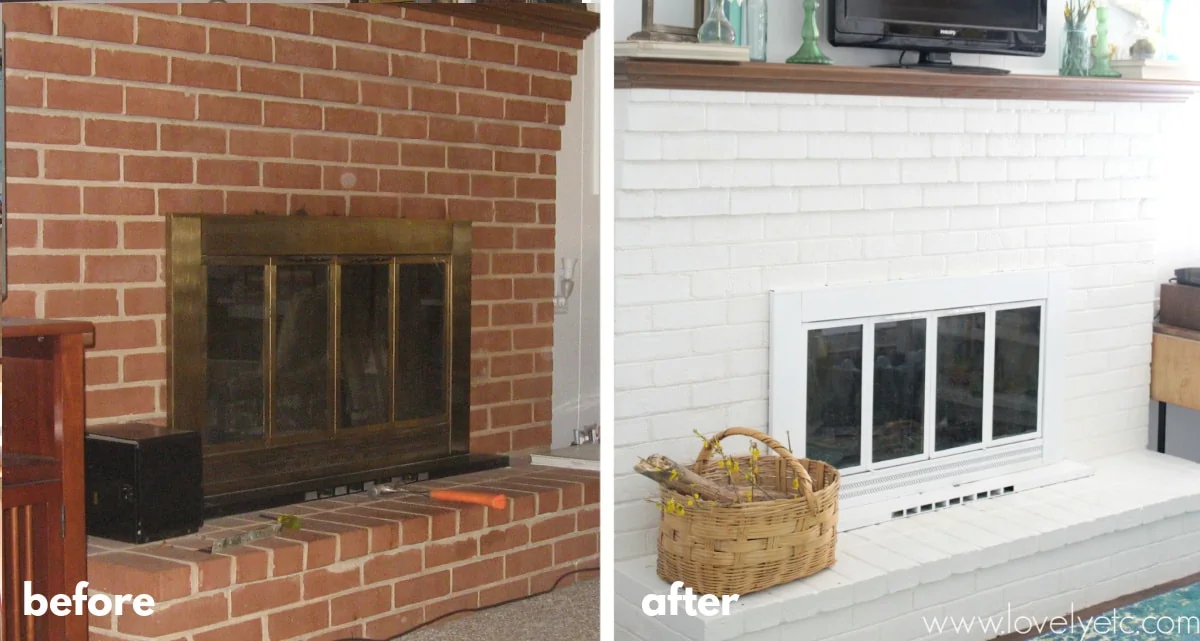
(1, 2), (583, 454)
(614, 89), (1185, 560)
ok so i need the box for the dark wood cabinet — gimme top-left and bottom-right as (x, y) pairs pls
(2, 318), (92, 641)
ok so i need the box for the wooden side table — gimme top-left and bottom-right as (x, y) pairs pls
(2, 318), (93, 641)
(1150, 323), (1200, 454)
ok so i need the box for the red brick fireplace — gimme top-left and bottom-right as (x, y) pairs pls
(0, 2), (599, 638)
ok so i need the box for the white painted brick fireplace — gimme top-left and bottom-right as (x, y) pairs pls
(614, 86), (1200, 640)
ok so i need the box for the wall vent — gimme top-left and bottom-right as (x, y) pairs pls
(889, 485), (1016, 519)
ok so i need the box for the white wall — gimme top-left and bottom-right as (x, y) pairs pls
(614, 89), (1190, 561)
(552, 31), (601, 449)
(615, 0), (1136, 73)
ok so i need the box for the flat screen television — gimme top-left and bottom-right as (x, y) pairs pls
(828, 0), (1048, 74)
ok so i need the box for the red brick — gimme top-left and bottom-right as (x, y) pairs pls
(5, 218), (37, 247)
(506, 99), (548, 124)
(447, 148), (492, 172)
(267, 602), (328, 641)
(1, 290), (37, 318)
(505, 544), (553, 578)
(496, 151), (538, 174)
(480, 578), (530, 608)
(513, 276), (554, 299)
(326, 107), (379, 135)
(7, 149), (37, 180)
(491, 353), (533, 377)
(453, 15), (500, 34)
(429, 117), (475, 143)
(85, 119), (156, 151)
(180, 2), (248, 24)
(277, 38), (333, 70)
(8, 184), (81, 215)
(448, 198), (493, 223)
(324, 166), (378, 192)
(532, 76), (573, 101)
(245, 538), (305, 577)
(391, 54), (438, 83)
(548, 104), (566, 126)
(487, 68), (531, 96)
(172, 59), (238, 91)
(278, 529), (338, 569)
(127, 87), (196, 121)
(198, 160), (260, 187)
(330, 585), (390, 625)
(438, 61), (485, 89)
(291, 194), (347, 217)
(2, 4), (52, 35)
(86, 255), (158, 284)
(265, 102), (323, 130)
(162, 124), (227, 154)
(45, 151), (119, 182)
(453, 557), (504, 592)
(362, 548), (421, 585)
(517, 178), (557, 200)
(295, 135), (349, 162)
(361, 80), (409, 110)
(303, 73), (359, 104)
(425, 30), (467, 57)
(514, 423), (551, 449)
(9, 113), (80, 145)
(460, 93), (504, 120)
(480, 523), (530, 555)
(523, 127), (562, 151)
(427, 172), (469, 196)
(314, 10), (368, 42)
(491, 403), (533, 428)
(137, 16), (206, 52)
(400, 197), (445, 220)
(303, 567), (360, 600)
(115, 594), (227, 637)
(531, 514), (574, 543)
(46, 79), (121, 114)
(540, 153), (558, 174)
(193, 620), (263, 641)
(82, 187), (153, 216)
(479, 123), (521, 147)
(471, 175), (515, 199)
(382, 114), (429, 139)
(7, 76), (43, 108)
(371, 21), (422, 51)
(7, 255), (78, 285)
(96, 49), (168, 83)
(425, 592), (479, 623)
(473, 279), (514, 302)
(109, 3), (178, 14)
(471, 38), (516, 64)
(241, 66), (303, 98)
(87, 385), (156, 420)
(210, 28), (273, 62)
(518, 45), (560, 72)
(45, 289), (119, 318)
(124, 288), (166, 315)
(336, 45), (389, 75)
(6, 38), (91, 75)
(392, 571), (449, 607)
(230, 130), (291, 158)
(264, 163), (322, 190)
(249, 3), (311, 35)
(412, 87), (457, 114)
(351, 139), (399, 165)
(86, 355), (120, 386)
(559, 51), (579, 74)
(424, 537), (477, 568)
(228, 191), (288, 215)
(124, 156), (193, 184)
(43, 219), (118, 249)
(231, 576), (301, 617)
(380, 170), (425, 194)
(554, 532), (598, 564)
(401, 143), (446, 168)
(199, 95), (264, 126)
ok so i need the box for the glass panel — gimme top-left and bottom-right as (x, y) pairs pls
(873, 319), (926, 463)
(994, 307), (1041, 439)
(935, 313), (986, 451)
(205, 264), (265, 445)
(806, 326), (862, 469)
(395, 262), (447, 421)
(274, 264), (330, 436)
(339, 263), (391, 428)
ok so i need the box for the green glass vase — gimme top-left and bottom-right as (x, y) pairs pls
(787, 0), (832, 65)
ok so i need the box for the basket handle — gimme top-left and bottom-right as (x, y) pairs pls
(693, 427), (819, 513)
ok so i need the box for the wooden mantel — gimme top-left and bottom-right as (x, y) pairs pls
(406, 2), (599, 40)
(616, 58), (1200, 103)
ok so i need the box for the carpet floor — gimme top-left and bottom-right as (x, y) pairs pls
(399, 578), (599, 641)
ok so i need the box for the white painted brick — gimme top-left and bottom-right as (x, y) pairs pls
(691, 269), (764, 299)
(909, 109), (966, 134)
(771, 161), (841, 187)
(978, 183), (1028, 206)
(738, 133), (809, 160)
(1092, 200), (1139, 222)
(622, 134), (662, 160)
(1104, 157), (1150, 179)
(652, 300), (727, 330)
(873, 135), (932, 158)
(894, 209), (950, 232)
(625, 88), (670, 102)
(616, 363), (654, 391)
(669, 90), (747, 104)
(653, 354), (727, 386)
(801, 187), (865, 212)
(747, 92), (816, 105)
(652, 246), (730, 273)
(923, 231), (979, 255)
(1026, 180), (1078, 202)
(727, 348), (768, 377)
(661, 133), (739, 160)
(947, 252), (1000, 276)
(614, 329), (691, 363)
(707, 105), (780, 131)
(901, 159), (958, 184)
(987, 135), (1037, 157)
(616, 249), (654, 275)
(831, 212), (893, 236)
(733, 188), (801, 214)
(828, 261), (890, 285)
(923, 184), (979, 208)
(845, 108), (909, 133)
(1006, 158), (1055, 182)
(1055, 157), (1106, 180)
(691, 375), (766, 408)
(763, 263), (828, 289)
(655, 189), (731, 217)
(619, 162), (698, 190)
(1066, 112), (1115, 134)
(617, 307), (653, 334)
(998, 204), (1046, 227)
(840, 160), (901, 185)
(808, 134), (873, 159)
(694, 216), (764, 243)
(615, 385), (692, 418)
(779, 107), (847, 132)
(1019, 112), (1067, 134)
(1046, 202), (1093, 224)
(616, 219), (693, 247)
(949, 206), (1000, 230)
(864, 234), (922, 259)
(616, 190), (656, 218)
(817, 94), (882, 106)
(1084, 134), (1131, 157)
(616, 276), (692, 306)
(691, 323), (768, 354)
(957, 158), (1007, 183)
(799, 238), (863, 263)
(700, 161), (774, 188)
(964, 111), (1019, 134)
(1115, 114), (1161, 134)
(626, 103), (707, 131)
(731, 242), (801, 267)
(977, 229), (1026, 251)
(764, 213), (832, 238)
(889, 256), (946, 280)
(932, 134), (988, 157)
(863, 185), (924, 210)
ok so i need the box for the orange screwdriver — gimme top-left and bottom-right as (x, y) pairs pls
(368, 482), (508, 510)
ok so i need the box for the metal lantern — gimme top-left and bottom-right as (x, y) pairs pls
(628, 0), (705, 43)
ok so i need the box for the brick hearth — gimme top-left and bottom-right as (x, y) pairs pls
(86, 466), (598, 641)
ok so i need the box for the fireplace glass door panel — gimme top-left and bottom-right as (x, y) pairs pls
(806, 325), (863, 470)
(274, 262), (331, 437)
(205, 263), (266, 446)
(339, 262), (391, 429)
(872, 318), (926, 464)
(993, 306), (1042, 439)
(395, 261), (448, 423)
(934, 312), (986, 452)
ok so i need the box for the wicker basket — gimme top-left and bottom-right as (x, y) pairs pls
(656, 427), (840, 597)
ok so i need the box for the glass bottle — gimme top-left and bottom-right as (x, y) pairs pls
(698, 0), (736, 45)
(746, 0), (767, 62)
